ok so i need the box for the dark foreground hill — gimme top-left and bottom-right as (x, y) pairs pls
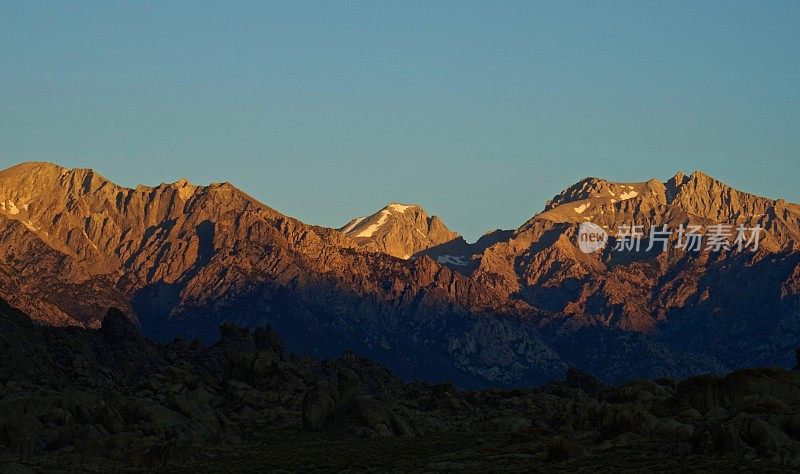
(3, 300), (800, 472)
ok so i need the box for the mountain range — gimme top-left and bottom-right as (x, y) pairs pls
(1, 161), (799, 388)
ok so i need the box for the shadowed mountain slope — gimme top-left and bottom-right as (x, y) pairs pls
(4, 299), (800, 470)
(0, 162), (798, 387)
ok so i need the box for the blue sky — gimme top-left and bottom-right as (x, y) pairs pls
(1, 1), (798, 241)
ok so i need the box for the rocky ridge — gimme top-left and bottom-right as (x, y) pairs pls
(0, 162), (798, 388)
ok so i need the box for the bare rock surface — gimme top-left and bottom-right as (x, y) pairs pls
(0, 162), (798, 388)
(339, 202), (459, 259)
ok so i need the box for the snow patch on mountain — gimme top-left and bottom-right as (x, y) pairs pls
(573, 203), (590, 214)
(340, 217), (365, 234)
(356, 210), (390, 238)
(387, 203), (414, 213)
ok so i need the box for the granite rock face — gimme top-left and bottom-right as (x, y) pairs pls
(0, 162), (798, 387)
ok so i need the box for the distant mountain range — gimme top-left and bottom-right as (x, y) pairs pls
(1, 161), (799, 388)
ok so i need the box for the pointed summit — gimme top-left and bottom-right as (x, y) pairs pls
(170, 178), (197, 201)
(339, 203), (458, 259)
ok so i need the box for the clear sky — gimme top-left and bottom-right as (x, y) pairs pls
(1, 1), (798, 241)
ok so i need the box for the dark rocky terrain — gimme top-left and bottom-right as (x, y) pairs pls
(4, 299), (800, 472)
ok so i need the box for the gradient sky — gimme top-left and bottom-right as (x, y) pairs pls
(1, 1), (798, 241)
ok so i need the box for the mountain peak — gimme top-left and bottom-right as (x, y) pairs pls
(339, 203), (458, 259)
(1, 161), (67, 174)
(169, 178), (197, 201)
(528, 170), (800, 249)
(383, 202), (421, 214)
(544, 176), (649, 212)
(545, 171), (743, 212)
(689, 169), (713, 179)
(0, 161), (68, 183)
